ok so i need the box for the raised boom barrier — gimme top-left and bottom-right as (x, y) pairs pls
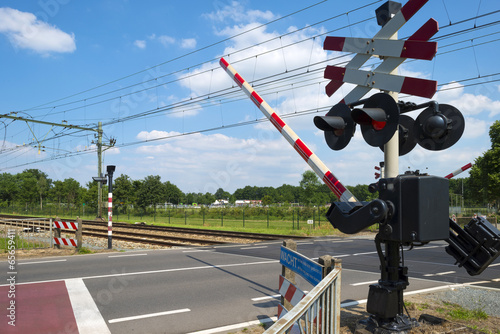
(219, 58), (359, 206)
(444, 162), (472, 179)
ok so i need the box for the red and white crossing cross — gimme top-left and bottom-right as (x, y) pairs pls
(323, 0), (439, 104)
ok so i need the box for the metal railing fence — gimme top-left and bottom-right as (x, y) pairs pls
(265, 265), (341, 334)
(0, 218), (51, 250)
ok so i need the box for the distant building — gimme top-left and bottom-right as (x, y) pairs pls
(234, 200), (262, 207)
(211, 199), (229, 207)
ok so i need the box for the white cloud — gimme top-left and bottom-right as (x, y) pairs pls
(204, 1), (276, 24)
(134, 39), (146, 49)
(0, 7), (75, 55)
(131, 130), (302, 191)
(167, 103), (201, 118)
(120, 3), (499, 192)
(463, 117), (488, 139)
(158, 35), (175, 46)
(435, 82), (500, 117)
(136, 130), (181, 141)
(181, 38), (197, 49)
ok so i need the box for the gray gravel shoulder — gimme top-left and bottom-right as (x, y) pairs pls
(425, 285), (500, 317)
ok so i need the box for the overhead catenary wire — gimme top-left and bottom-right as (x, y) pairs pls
(1, 3), (500, 171)
(2, 70), (500, 171)
(10, 10), (500, 123)
(18, 0), (347, 113)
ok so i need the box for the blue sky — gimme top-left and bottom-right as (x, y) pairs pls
(0, 0), (499, 195)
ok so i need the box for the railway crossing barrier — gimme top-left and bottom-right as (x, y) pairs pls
(444, 162), (473, 179)
(265, 240), (341, 334)
(52, 217), (83, 250)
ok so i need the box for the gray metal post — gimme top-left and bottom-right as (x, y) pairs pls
(281, 239), (297, 311)
(54, 216), (61, 249)
(49, 218), (53, 248)
(384, 30), (399, 178)
(97, 122), (103, 219)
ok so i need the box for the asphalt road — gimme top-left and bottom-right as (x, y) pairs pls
(1, 235), (499, 334)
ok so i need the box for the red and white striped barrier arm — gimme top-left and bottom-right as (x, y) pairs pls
(219, 57), (359, 205)
(54, 237), (77, 247)
(53, 221), (78, 230)
(444, 163), (472, 179)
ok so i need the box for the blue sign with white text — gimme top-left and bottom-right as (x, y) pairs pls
(279, 246), (323, 286)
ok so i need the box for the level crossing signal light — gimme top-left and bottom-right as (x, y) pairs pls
(314, 93), (465, 156)
(351, 93), (399, 147)
(313, 103), (355, 150)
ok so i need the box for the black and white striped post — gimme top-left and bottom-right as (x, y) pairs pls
(106, 165), (116, 249)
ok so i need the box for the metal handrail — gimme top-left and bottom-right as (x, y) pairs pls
(265, 266), (342, 334)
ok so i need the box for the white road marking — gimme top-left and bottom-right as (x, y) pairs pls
(240, 246), (268, 250)
(182, 249), (213, 253)
(65, 278), (111, 334)
(108, 253), (147, 258)
(251, 294), (280, 301)
(18, 259), (67, 265)
(187, 317), (277, 334)
(489, 263), (500, 267)
(108, 308), (191, 324)
(353, 251), (378, 256)
(251, 290), (310, 302)
(412, 245), (444, 250)
(213, 241), (281, 248)
(0, 259), (280, 286)
(341, 299), (367, 308)
(350, 280), (379, 286)
(423, 271), (456, 277)
(317, 239), (353, 243)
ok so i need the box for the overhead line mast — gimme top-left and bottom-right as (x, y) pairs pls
(0, 114), (115, 218)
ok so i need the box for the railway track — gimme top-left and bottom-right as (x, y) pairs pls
(0, 214), (308, 247)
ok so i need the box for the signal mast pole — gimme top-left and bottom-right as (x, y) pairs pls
(0, 114), (114, 219)
(97, 121), (103, 219)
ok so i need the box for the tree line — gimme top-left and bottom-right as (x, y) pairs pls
(0, 121), (498, 214)
(0, 168), (378, 214)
